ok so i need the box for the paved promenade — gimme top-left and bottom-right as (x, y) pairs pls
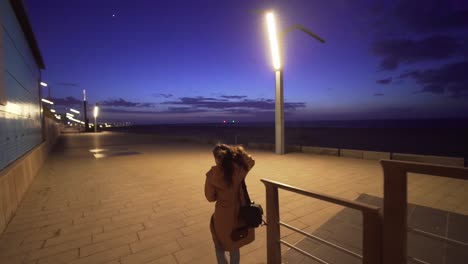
(1, 132), (467, 264)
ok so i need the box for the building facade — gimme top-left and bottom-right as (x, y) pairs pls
(0, 0), (45, 171)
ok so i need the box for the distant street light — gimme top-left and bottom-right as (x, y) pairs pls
(265, 11), (325, 154)
(70, 108), (80, 114)
(93, 105), (99, 133)
(66, 115), (83, 124)
(41, 98), (54, 105)
(40, 81), (52, 98)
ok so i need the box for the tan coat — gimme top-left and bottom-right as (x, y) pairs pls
(205, 164), (255, 251)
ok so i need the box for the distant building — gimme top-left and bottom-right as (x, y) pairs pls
(0, 0), (46, 170)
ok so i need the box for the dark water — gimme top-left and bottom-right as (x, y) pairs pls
(108, 119), (468, 157)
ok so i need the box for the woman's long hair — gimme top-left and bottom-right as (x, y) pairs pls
(213, 144), (234, 186)
(213, 144), (249, 186)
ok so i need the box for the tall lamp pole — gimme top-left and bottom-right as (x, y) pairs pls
(266, 13), (284, 154)
(265, 11), (325, 155)
(83, 89), (89, 131)
(93, 105), (99, 133)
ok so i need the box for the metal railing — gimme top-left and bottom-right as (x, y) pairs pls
(262, 160), (468, 264)
(261, 179), (382, 264)
(380, 160), (468, 264)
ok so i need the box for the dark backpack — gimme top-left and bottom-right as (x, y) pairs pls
(238, 180), (264, 228)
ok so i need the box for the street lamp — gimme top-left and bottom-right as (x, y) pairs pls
(266, 12), (284, 154)
(40, 81), (51, 99)
(93, 105), (99, 133)
(265, 11), (325, 154)
(41, 98), (54, 105)
(83, 89), (89, 131)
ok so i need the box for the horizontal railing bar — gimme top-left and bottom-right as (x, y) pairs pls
(380, 160), (468, 180)
(280, 221), (362, 259)
(261, 179), (380, 213)
(407, 256), (430, 264)
(280, 240), (329, 264)
(408, 227), (468, 248)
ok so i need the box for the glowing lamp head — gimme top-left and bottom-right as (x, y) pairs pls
(93, 106), (99, 118)
(40, 82), (48, 87)
(266, 12), (281, 71)
(41, 98), (54, 105)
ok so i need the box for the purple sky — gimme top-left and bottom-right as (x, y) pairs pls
(25, 0), (468, 124)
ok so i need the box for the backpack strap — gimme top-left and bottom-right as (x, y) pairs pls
(241, 180), (252, 205)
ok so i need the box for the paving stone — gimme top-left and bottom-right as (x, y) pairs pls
(409, 205), (447, 236)
(70, 244), (130, 264)
(122, 241), (181, 264)
(37, 249), (78, 264)
(92, 223), (143, 243)
(25, 236), (91, 262)
(447, 212), (468, 244)
(445, 242), (468, 264)
(138, 222), (183, 240)
(44, 231), (91, 248)
(145, 254), (178, 264)
(131, 229), (183, 253)
(80, 232), (137, 257)
(173, 240), (213, 264)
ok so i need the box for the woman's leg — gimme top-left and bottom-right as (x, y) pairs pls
(215, 247), (228, 264)
(230, 248), (240, 264)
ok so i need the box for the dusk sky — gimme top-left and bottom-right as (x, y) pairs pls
(24, 0), (468, 124)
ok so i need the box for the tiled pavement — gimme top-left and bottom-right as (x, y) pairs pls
(1, 132), (467, 264)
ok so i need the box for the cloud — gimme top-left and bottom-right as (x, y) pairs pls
(102, 106), (211, 115)
(51, 96), (82, 106)
(372, 35), (463, 70)
(374, 93), (385, 96)
(165, 107), (209, 114)
(376, 78), (392, 85)
(400, 60), (468, 97)
(284, 102), (307, 110)
(161, 96), (306, 111)
(369, 1), (468, 34)
(220, 95), (247, 99)
(102, 108), (158, 114)
(98, 98), (156, 108)
(154, 93), (173, 98)
(55, 95), (306, 122)
(392, 1), (468, 33)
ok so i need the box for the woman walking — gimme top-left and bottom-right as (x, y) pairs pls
(205, 144), (256, 264)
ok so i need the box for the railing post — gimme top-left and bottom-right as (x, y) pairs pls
(381, 161), (407, 264)
(363, 209), (382, 264)
(264, 182), (281, 264)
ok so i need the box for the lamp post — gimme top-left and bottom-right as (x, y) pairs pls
(265, 11), (325, 154)
(83, 89), (89, 131)
(93, 105), (99, 133)
(266, 12), (284, 154)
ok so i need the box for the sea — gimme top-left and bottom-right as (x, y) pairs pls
(109, 118), (468, 157)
